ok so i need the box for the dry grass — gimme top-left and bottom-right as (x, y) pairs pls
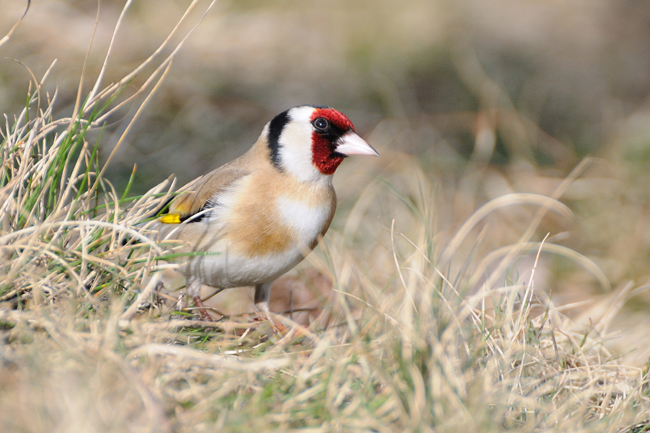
(1, 2), (650, 432)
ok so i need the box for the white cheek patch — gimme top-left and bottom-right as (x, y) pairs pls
(277, 106), (338, 183)
(277, 196), (330, 240)
(278, 121), (322, 183)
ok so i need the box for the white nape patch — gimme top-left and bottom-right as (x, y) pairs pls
(277, 106), (327, 184)
(277, 196), (330, 241)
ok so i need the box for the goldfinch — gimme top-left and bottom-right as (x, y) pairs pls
(155, 105), (378, 320)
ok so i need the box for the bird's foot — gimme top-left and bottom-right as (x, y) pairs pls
(192, 295), (214, 322)
(254, 302), (286, 335)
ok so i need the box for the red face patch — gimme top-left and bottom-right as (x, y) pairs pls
(310, 108), (355, 175)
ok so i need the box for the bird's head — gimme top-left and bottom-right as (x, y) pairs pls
(265, 105), (378, 182)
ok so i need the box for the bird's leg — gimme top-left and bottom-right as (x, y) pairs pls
(254, 280), (286, 334)
(187, 278), (213, 321)
(254, 281), (274, 320)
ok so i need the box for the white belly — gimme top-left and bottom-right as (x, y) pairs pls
(184, 246), (306, 288)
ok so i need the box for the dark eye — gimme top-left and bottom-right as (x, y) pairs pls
(312, 117), (329, 131)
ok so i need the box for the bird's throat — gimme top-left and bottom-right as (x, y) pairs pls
(311, 133), (344, 175)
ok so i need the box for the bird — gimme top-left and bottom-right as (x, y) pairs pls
(154, 105), (378, 321)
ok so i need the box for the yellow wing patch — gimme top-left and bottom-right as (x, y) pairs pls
(159, 192), (195, 224)
(159, 213), (182, 224)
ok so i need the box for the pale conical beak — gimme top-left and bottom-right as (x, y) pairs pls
(335, 132), (379, 157)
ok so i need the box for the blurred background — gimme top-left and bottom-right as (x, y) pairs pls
(2, 0), (650, 362)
